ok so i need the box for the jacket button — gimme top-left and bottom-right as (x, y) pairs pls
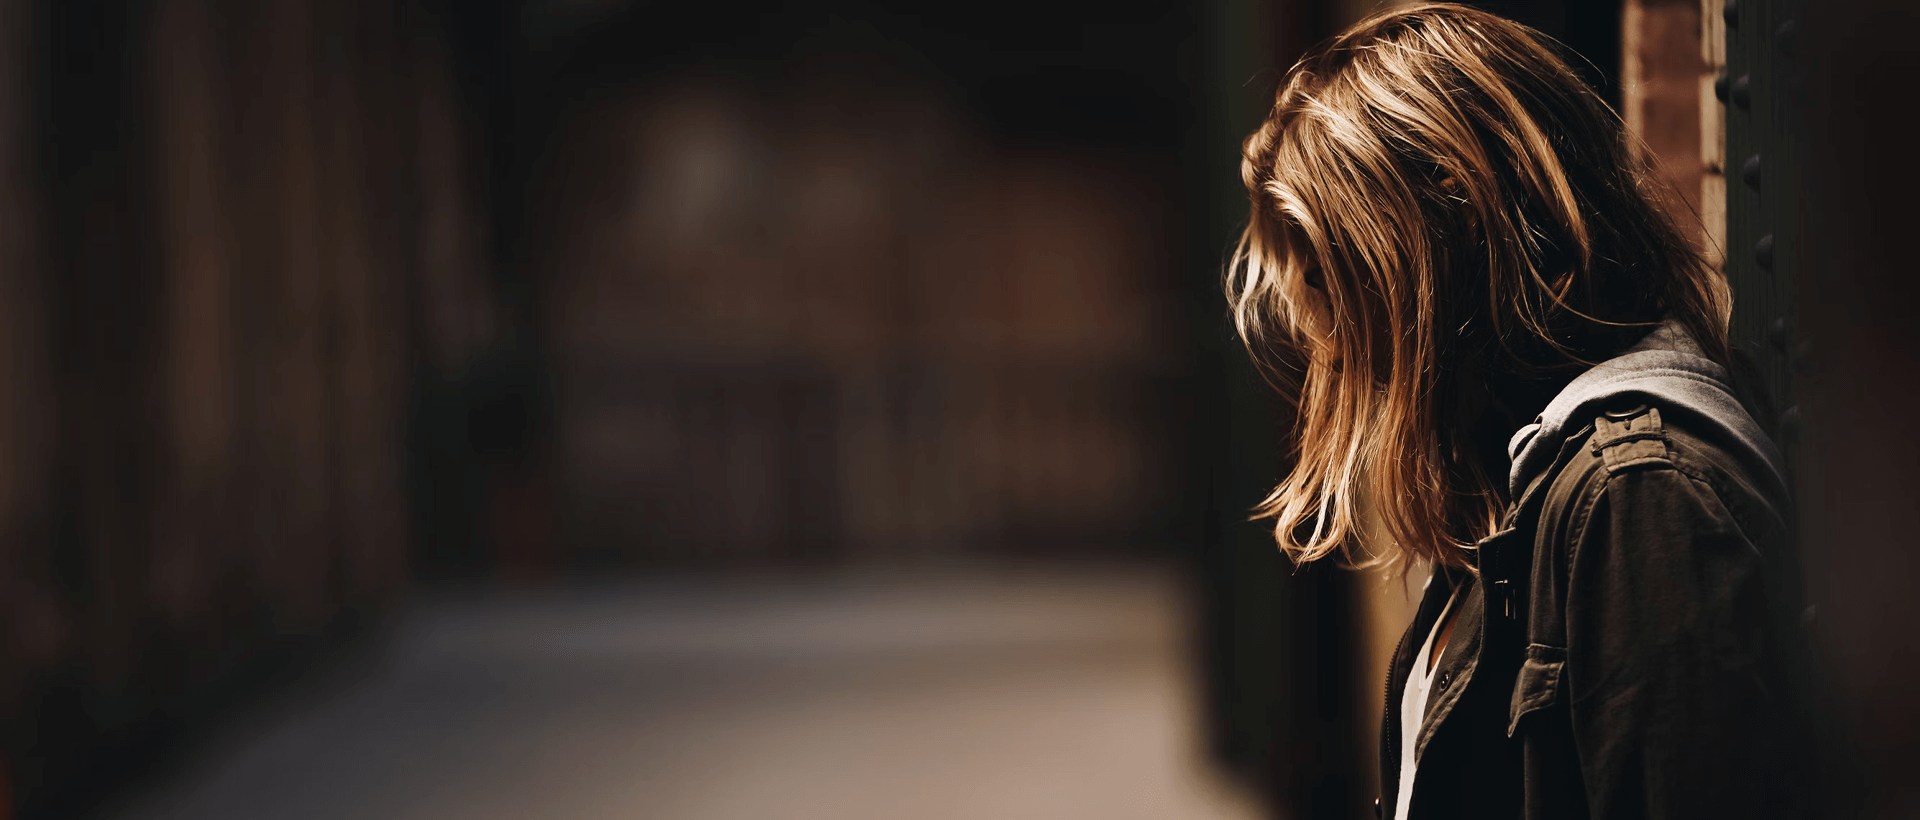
(1437, 670), (1452, 688)
(1374, 797), (1383, 819)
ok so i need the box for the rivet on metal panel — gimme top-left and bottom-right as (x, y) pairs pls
(1731, 74), (1752, 110)
(1742, 154), (1762, 190)
(1724, 0), (1739, 29)
(1776, 20), (1797, 57)
(1755, 234), (1775, 271)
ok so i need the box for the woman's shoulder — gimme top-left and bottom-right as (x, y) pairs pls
(1533, 396), (1792, 550)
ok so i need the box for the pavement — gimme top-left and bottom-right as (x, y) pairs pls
(91, 561), (1269, 820)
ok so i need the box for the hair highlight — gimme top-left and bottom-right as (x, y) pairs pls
(1228, 3), (1731, 576)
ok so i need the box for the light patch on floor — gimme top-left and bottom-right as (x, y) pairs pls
(96, 562), (1268, 820)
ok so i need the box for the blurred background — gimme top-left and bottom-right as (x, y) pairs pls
(0, 0), (1914, 818)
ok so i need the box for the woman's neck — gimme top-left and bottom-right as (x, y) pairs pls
(1471, 367), (1578, 494)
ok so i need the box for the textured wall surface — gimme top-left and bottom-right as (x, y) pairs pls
(0, 2), (493, 814)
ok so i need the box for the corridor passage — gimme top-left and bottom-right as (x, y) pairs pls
(92, 563), (1266, 820)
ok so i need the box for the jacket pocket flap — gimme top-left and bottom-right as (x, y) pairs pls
(1507, 643), (1568, 737)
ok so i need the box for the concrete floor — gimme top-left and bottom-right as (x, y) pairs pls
(94, 562), (1268, 820)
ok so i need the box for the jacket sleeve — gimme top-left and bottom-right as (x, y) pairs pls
(1562, 462), (1805, 820)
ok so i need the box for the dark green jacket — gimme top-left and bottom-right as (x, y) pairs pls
(1380, 326), (1814, 820)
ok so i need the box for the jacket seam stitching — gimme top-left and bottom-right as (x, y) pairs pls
(1563, 466), (1610, 571)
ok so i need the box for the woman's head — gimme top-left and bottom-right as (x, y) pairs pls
(1229, 3), (1730, 574)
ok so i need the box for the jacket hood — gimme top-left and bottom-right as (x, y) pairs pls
(1504, 322), (1788, 499)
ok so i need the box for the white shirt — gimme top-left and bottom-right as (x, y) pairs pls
(1394, 586), (1459, 820)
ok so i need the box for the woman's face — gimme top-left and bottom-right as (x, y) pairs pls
(1288, 256), (1341, 366)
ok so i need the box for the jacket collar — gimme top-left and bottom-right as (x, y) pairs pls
(1503, 322), (1787, 500)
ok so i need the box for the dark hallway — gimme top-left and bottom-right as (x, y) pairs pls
(4, 1), (1918, 819)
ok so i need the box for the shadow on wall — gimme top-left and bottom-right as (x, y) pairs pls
(0, 0), (490, 815)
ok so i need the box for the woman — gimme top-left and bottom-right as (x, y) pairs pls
(1226, 5), (1813, 819)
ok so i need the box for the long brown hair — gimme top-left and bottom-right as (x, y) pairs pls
(1227, 3), (1730, 575)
